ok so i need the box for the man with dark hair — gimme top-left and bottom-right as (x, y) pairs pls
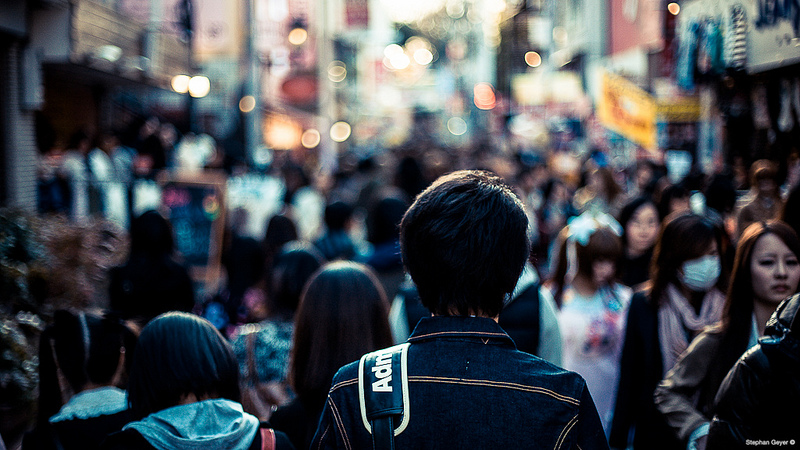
(312, 170), (608, 449)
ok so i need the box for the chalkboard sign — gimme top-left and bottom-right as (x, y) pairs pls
(159, 171), (227, 292)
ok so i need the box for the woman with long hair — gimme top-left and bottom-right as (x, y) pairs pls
(654, 221), (800, 449)
(270, 261), (394, 449)
(610, 212), (731, 450)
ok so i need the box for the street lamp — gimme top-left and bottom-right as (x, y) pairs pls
(171, 74), (210, 133)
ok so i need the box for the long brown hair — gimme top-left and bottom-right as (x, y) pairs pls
(710, 221), (800, 392)
(649, 212), (730, 306)
(289, 261), (393, 402)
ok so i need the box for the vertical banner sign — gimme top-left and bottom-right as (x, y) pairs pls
(159, 171), (227, 292)
(596, 70), (657, 150)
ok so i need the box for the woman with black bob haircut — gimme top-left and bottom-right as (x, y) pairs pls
(22, 310), (137, 450)
(270, 260), (394, 449)
(101, 312), (293, 450)
(400, 170), (529, 318)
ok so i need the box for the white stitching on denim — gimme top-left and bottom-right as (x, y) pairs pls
(555, 413), (578, 450)
(409, 375), (581, 405)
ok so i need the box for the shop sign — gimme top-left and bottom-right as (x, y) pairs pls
(657, 97), (701, 121)
(596, 70), (657, 150)
(749, 0), (800, 72)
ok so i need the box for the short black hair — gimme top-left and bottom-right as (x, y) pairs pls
(400, 170), (529, 317)
(324, 201), (354, 231)
(127, 312), (241, 419)
(38, 310), (137, 425)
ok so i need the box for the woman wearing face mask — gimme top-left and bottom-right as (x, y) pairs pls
(546, 211), (632, 436)
(609, 212), (731, 450)
(654, 221), (800, 450)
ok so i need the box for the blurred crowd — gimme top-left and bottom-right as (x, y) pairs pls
(2, 127), (800, 449)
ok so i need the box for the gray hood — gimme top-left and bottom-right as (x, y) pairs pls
(124, 398), (260, 450)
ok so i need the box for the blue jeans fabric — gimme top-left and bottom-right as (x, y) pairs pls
(311, 316), (609, 449)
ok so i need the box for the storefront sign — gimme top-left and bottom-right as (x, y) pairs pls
(596, 71), (657, 150)
(749, 0), (800, 72)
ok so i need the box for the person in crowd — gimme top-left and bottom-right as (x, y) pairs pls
(230, 241), (325, 414)
(364, 189), (409, 302)
(313, 200), (358, 261)
(37, 144), (71, 216)
(108, 210), (195, 328)
(245, 213), (299, 323)
(100, 312), (294, 449)
(22, 310), (138, 450)
(390, 259), (563, 365)
(573, 166), (625, 216)
(707, 293), (800, 448)
(610, 212), (730, 450)
(270, 261), (394, 449)
(780, 181), (800, 239)
(61, 128), (95, 221)
(546, 211), (632, 434)
(654, 220), (800, 450)
(656, 182), (691, 221)
(630, 159), (660, 198)
(541, 177), (578, 277)
(703, 173), (739, 242)
(312, 170), (609, 449)
(616, 196), (661, 288)
(735, 159), (783, 239)
(219, 207), (266, 329)
(134, 116), (166, 176)
(89, 132), (129, 228)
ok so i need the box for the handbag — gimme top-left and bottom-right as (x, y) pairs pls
(240, 331), (290, 421)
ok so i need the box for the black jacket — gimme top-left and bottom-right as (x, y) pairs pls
(707, 293), (800, 448)
(609, 290), (681, 450)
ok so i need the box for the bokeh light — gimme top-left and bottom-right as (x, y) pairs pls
(288, 27), (308, 45)
(447, 117), (468, 135)
(330, 121), (352, 142)
(525, 51), (542, 68)
(239, 95), (256, 113)
(171, 74), (190, 94)
(188, 76), (210, 98)
(473, 82), (496, 110)
(301, 129), (321, 148)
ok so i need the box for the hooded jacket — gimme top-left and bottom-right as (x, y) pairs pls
(100, 399), (294, 450)
(707, 293), (800, 448)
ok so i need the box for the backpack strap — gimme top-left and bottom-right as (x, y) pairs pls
(358, 343), (410, 450)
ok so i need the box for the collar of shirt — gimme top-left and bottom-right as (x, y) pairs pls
(407, 316), (515, 347)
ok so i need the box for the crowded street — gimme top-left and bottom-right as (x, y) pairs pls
(2, 0), (800, 448)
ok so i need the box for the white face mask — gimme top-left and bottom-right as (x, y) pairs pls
(679, 255), (721, 292)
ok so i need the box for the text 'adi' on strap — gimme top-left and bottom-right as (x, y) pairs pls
(358, 342), (410, 447)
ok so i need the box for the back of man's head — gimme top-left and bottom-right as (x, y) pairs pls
(400, 170), (529, 318)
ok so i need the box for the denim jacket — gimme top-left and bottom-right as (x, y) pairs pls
(311, 316), (609, 449)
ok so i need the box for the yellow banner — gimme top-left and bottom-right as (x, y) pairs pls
(596, 71), (657, 149)
(657, 98), (701, 121)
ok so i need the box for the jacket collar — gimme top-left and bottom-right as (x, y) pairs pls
(408, 316), (515, 347)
